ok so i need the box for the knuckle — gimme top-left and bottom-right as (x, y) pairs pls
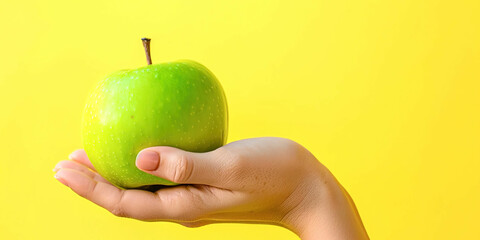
(82, 180), (98, 199)
(110, 205), (126, 218)
(166, 189), (205, 221)
(171, 155), (193, 183)
(110, 191), (127, 218)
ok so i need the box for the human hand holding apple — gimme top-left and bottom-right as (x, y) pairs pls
(53, 39), (369, 239)
(54, 137), (368, 239)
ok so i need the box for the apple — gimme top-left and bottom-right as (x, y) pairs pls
(81, 38), (228, 189)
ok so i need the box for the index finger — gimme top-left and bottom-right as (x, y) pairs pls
(55, 168), (164, 220)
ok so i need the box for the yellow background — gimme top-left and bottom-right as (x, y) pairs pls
(1, 0), (479, 239)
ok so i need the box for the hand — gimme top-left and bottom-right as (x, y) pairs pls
(54, 137), (369, 239)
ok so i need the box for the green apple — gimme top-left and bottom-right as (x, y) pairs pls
(81, 38), (228, 189)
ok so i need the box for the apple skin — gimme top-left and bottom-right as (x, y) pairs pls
(82, 60), (228, 189)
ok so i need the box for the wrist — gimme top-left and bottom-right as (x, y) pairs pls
(281, 172), (368, 239)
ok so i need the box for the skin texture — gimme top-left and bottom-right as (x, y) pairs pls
(54, 137), (369, 239)
(82, 60), (228, 188)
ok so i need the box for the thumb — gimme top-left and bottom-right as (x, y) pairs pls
(135, 146), (227, 186)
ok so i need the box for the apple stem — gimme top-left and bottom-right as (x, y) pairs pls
(142, 38), (152, 65)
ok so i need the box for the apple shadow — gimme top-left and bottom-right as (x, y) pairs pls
(136, 184), (179, 192)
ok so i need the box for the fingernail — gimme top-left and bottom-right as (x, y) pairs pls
(53, 163), (61, 172)
(68, 153), (75, 160)
(136, 150), (160, 171)
(54, 174), (69, 187)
